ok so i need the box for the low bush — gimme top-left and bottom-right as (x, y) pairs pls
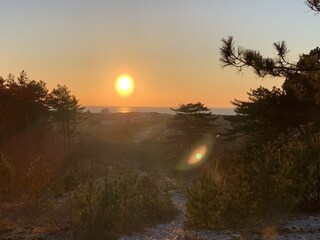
(185, 169), (220, 229)
(185, 138), (318, 229)
(71, 168), (176, 238)
(26, 156), (50, 201)
(0, 153), (15, 197)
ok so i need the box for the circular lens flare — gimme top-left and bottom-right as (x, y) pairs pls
(188, 145), (207, 165)
(115, 74), (134, 97)
(176, 135), (214, 171)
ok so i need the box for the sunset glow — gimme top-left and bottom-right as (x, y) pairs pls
(0, 2), (317, 107)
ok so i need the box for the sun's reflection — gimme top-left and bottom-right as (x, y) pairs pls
(118, 107), (130, 113)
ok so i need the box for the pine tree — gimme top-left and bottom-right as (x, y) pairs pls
(167, 102), (217, 151)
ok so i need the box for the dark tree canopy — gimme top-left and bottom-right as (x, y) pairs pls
(0, 71), (83, 161)
(224, 47), (320, 143)
(0, 71), (49, 142)
(225, 87), (309, 143)
(47, 84), (83, 150)
(167, 102), (217, 149)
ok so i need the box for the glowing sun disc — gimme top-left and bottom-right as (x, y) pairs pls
(115, 74), (134, 97)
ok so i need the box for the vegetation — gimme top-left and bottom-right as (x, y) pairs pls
(1, 1), (320, 239)
(0, 153), (15, 196)
(0, 71), (49, 152)
(224, 47), (320, 143)
(185, 138), (319, 229)
(47, 84), (83, 151)
(185, 168), (220, 229)
(185, 3), (320, 228)
(26, 156), (50, 200)
(166, 102), (217, 153)
(71, 168), (176, 239)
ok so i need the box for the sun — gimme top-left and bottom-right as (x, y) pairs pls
(115, 74), (134, 97)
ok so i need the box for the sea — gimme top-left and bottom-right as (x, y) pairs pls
(85, 106), (235, 115)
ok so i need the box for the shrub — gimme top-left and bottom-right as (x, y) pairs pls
(219, 140), (316, 227)
(47, 175), (65, 198)
(62, 167), (79, 191)
(96, 179), (122, 231)
(26, 156), (50, 200)
(185, 168), (220, 229)
(0, 153), (15, 195)
(71, 168), (176, 237)
(72, 180), (100, 228)
(185, 139), (318, 229)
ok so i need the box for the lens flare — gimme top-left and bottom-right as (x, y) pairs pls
(177, 135), (214, 171)
(188, 145), (207, 165)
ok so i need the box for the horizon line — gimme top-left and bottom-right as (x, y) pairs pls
(84, 105), (234, 109)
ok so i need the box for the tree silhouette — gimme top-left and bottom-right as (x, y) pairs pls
(220, 37), (320, 78)
(0, 71), (49, 147)
(166, 102), (217, 151)
(225, 48), (320, 143)
(48, 85), (83, 151)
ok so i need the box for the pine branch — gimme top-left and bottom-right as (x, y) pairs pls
(220, 37), (320, 78)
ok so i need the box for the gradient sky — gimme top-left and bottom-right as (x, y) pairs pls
(0, 0), (319, 107)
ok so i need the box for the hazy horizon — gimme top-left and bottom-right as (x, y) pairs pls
(84, 105), (235, 115)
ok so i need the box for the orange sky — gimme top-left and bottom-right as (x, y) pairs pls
(0, 1), (318, 107)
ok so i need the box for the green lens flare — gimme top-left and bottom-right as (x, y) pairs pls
(176, 135), (213, 171)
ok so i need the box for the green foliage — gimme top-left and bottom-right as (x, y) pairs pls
(71, 168), (176, 237)
(185, 168), (220, 229)
(96, 180), (122, 231)
(62, 167), (80, 191)
(47, 159), (108, 198)
(46, 175), (65, 198)
(72, 180), (100, 228)
(46, 167), (80, 198)
(185, 139), (318, 229)
(0, 153), (15, 194)
(26, 156), (50, 199)
(219, 140), (315, 227)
